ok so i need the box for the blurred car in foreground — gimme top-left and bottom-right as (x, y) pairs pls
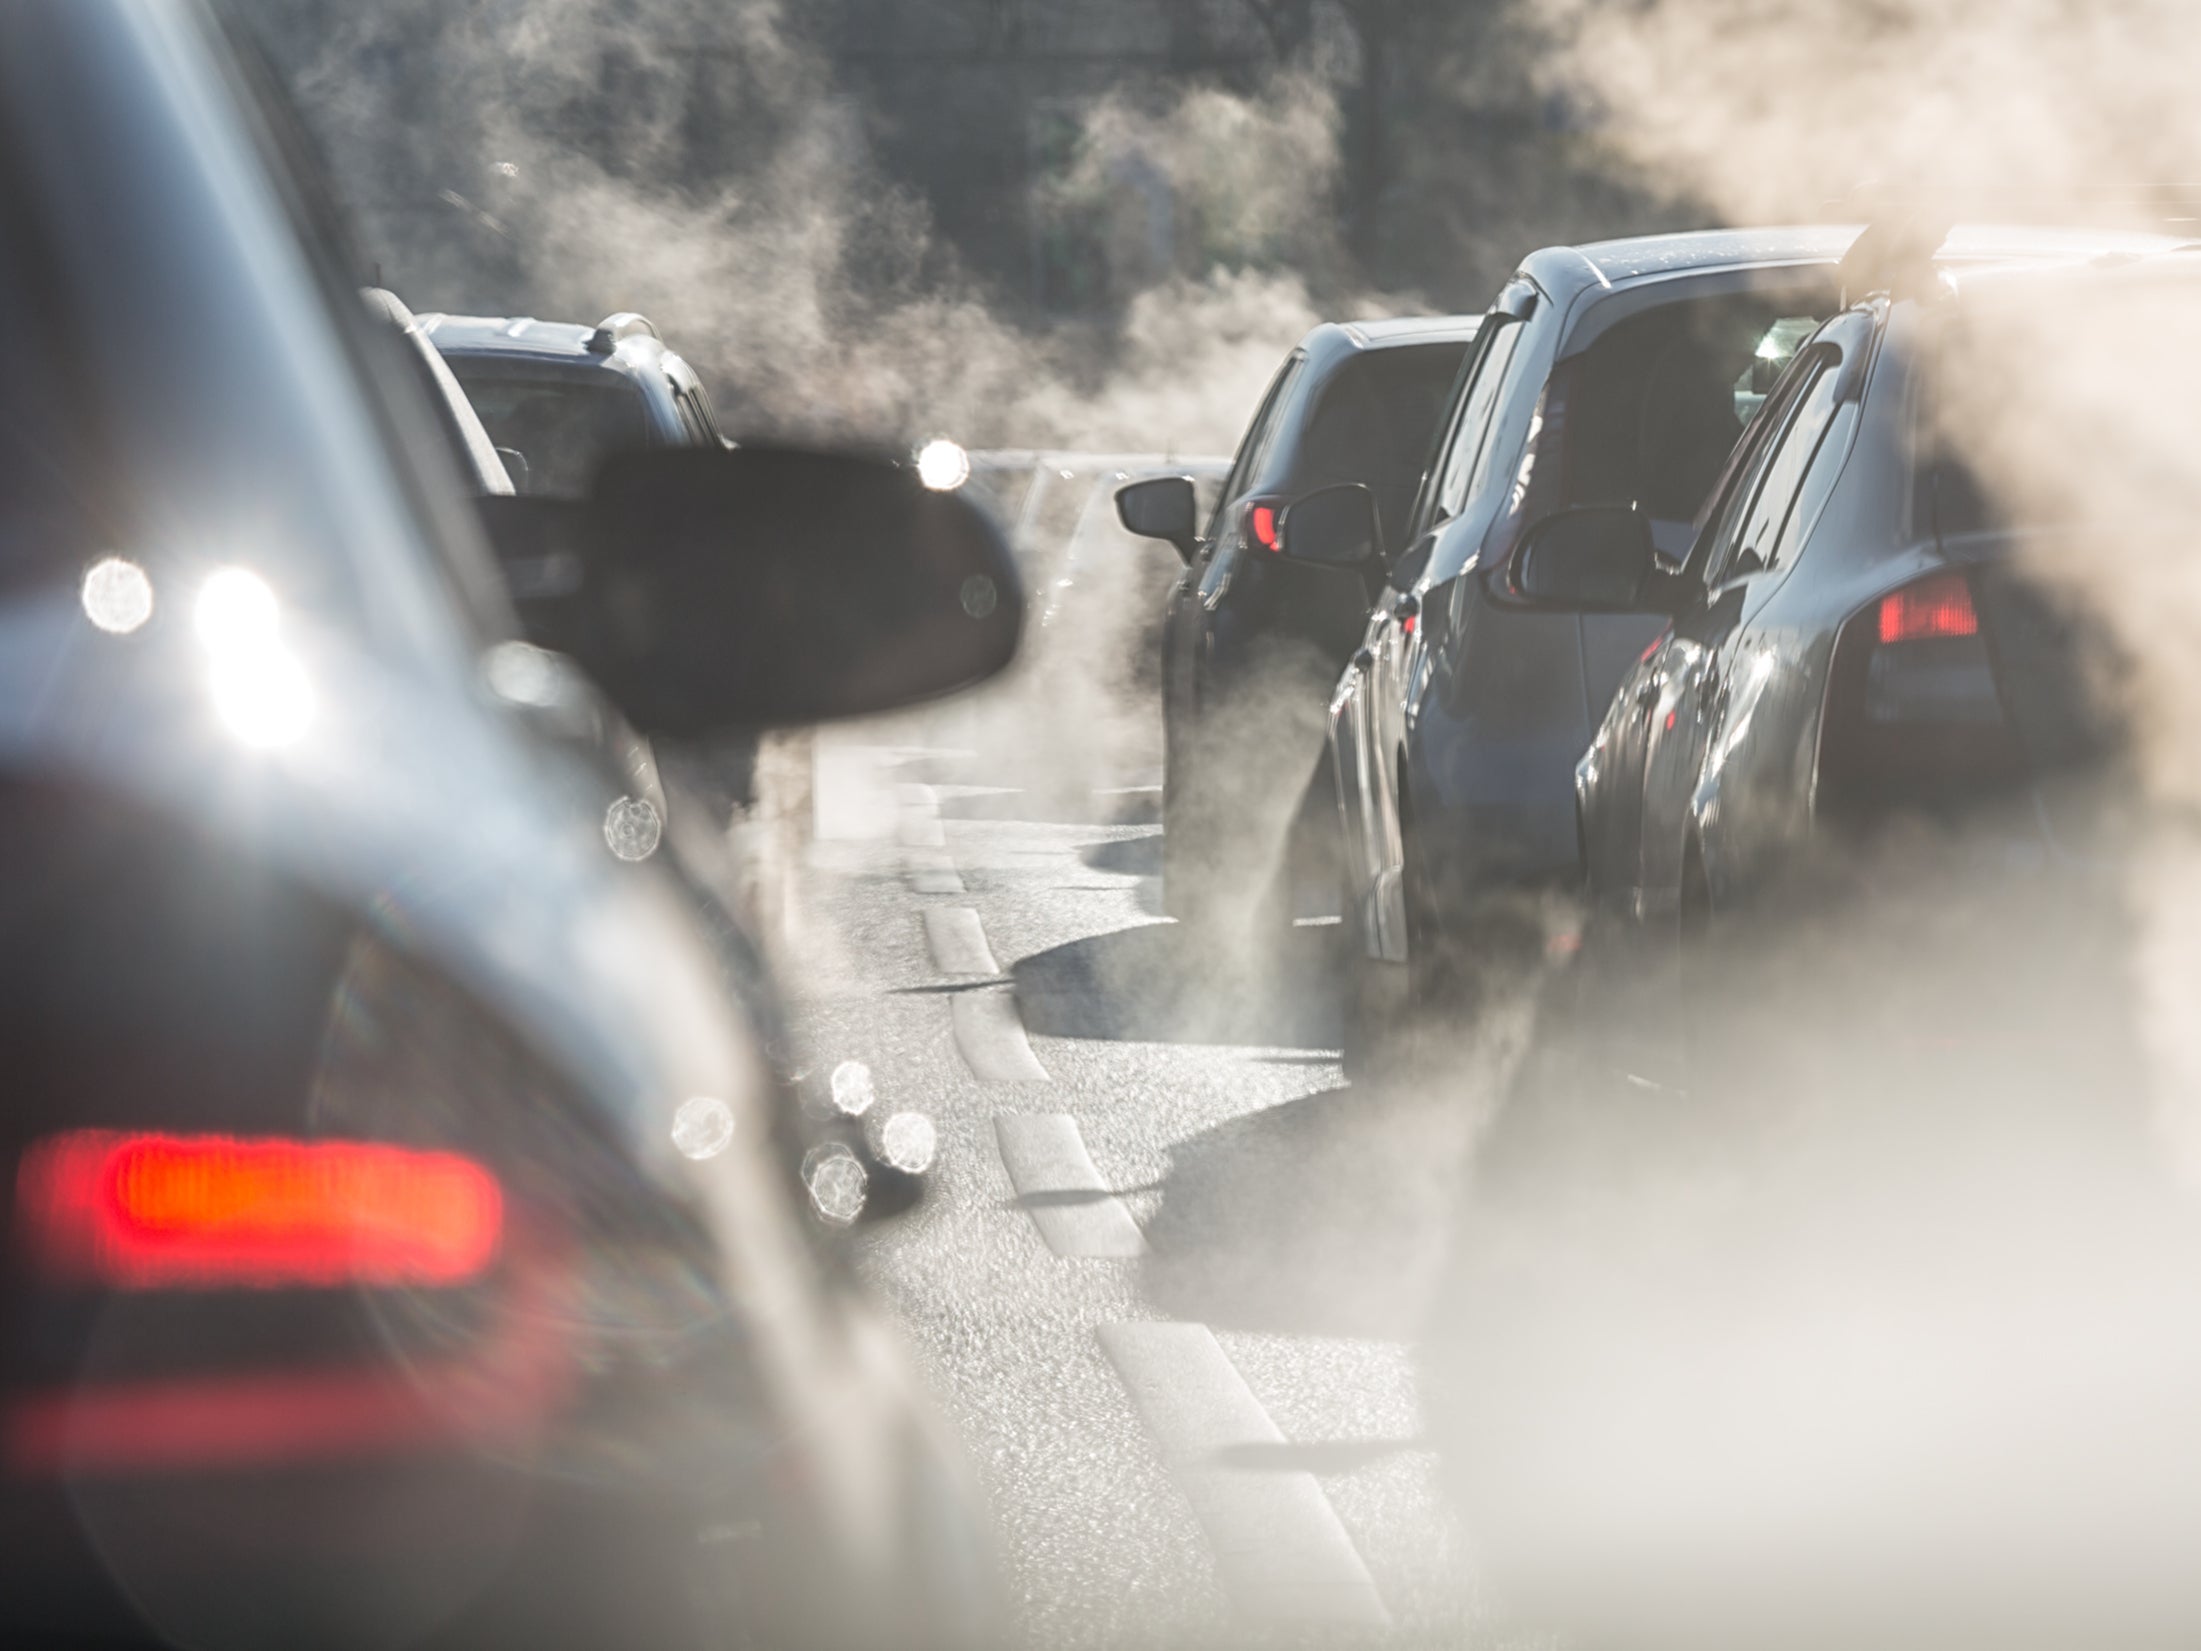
(0, 4), (1015, 1646)
(1115, 318), (1478, 931)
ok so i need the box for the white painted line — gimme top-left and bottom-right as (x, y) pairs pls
(1097, 1323), (1390, 1629)
(906, 852), (967, 895)
(811, 737), (894, 842)
(994, 1115), (1144, 1257)
(924, 907), (1000, 977)
(897, 812), (947, 849)
(952, 989), (1051, 1083)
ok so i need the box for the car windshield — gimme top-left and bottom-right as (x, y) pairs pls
(443, 363), (654, 497)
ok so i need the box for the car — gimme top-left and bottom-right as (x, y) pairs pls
(1319, 227), (2173, 1067)
(0, 4), (1016, 1646)
(1539, 223), (2195, 1078)
(420, 309), (767, 810)
(418, 308), (728, 497)
(1114, 317), (1481, 933)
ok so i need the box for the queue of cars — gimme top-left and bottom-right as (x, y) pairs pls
(1123, 220), (2180, 1072)
(0, 4), (1010, 1647)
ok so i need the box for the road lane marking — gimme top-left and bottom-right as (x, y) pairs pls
(897, 782), (947, 849)
(905, 849), (966, 895)
(897, 812), (947, 849)
(953, 989), (1051, 1083)
(811, 735), (895, 841)
(924, 907), (1000, 976)
(993, 1114), (1143, 1256)
(1096, 1322), (1391, 1630)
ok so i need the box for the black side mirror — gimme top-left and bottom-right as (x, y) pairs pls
(1116, 475), (1199, 564)
(479, 445), (1022, 735)
(1511, 506), (1661, 612)
(1280, 483), (1381, 569)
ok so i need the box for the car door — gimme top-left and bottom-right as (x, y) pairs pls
(1583, 354), (1814, 920)
(1635, 332), (1863, 921)
(1358, 310), (1536, 957)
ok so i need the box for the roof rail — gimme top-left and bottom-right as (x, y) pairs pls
(586, 312), (659, 354)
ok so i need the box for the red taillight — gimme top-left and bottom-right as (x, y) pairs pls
(1877, 572), (1979, 644)
(17, 1132), (502, 1290)
(1248, 502), (1281, 552)
(1400, 613), (1417, 637)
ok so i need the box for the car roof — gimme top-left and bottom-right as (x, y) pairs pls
(1936, 241), (2201, 303)
(1336, 314), (1484, 346)
(1525, 222), (2189, 311)
(1293, 315), (1481, 376)
(414, 312), (678, 375)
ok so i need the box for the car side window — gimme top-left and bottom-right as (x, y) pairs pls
(1767, 394), (1859, 569)
(1206, 356), (1302, 546)
(1431, 320), (1523, 524)
(1693, 348), (1827, 586)
(1720, 351), (1845, 580)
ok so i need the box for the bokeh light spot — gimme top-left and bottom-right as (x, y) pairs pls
(916, 438), (971, 492)
(671, 1096), (735, 1161)
(81, 558), (153, 635)
(830, 1059), (877, 1116)
(603, 796), (663, 862)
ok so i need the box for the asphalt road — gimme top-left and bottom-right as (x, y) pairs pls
(774, 674), (1504, 1651)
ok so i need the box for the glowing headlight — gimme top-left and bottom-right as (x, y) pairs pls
(195, 567), (313, 748)
(916, 438), (971, 493)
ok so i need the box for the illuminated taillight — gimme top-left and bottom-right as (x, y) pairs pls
(1247, 501), (1282, 552)
(17, 1132), (502, 1290)
(1820, 567), (2021, 814)
(1877, 572), (1979, 644)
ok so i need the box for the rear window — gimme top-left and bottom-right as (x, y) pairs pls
(443, 363), (653, 498)
(1295, 342), (1472, 486)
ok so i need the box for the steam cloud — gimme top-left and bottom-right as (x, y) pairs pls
(1415, 7), (2201, 1649)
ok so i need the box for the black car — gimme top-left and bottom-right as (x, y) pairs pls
(1115, 316), (1480, 931)
(420, 309), (728, 497)
(0, 4), (1015, 1646)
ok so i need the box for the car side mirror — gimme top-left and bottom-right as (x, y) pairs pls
(1511, 506), (1661, 612)
(478, 445), (1022, 735)
(1116, 475), (1199, 564)
(1280, 483), (1381, 569)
